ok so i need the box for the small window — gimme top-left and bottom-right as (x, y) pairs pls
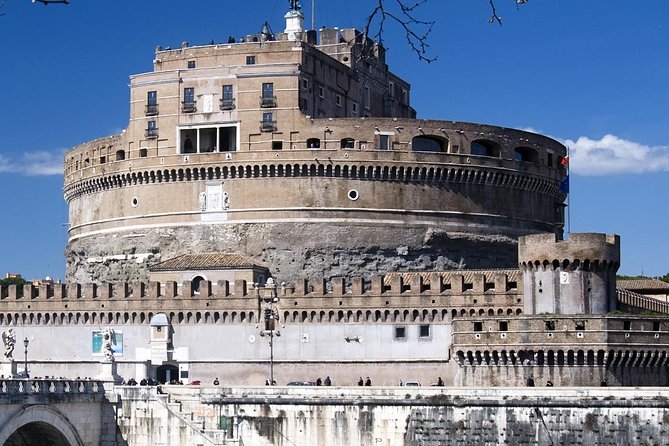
(653, 321), (661, 331)
(499, 321), (508, 332)
(146, 120), (158, 138)
(623, 320), (631, 331)
(364, 86), (371, 110)
(394, 326), (406, 339)
(318, 86), (325, 99)
(182, 87), (196, 112)
(379, 134), (389, 150)
(473, 322), (483, 332)
(575, 320), (586, 331)
(246, 55), (256, 65)
(301, 79), (309, 90)
(545, 320), (556, 331)
(99, 156), (106, 164)
(187, 60), (196, 69)
(352, 102), (358, 115)
(463, 282), (473, 291)
(547, 152), (554, 167)
(220, 85), (235, 110)
(139, 148), (148, 158)
(306, 138), (320, 149)
(115, 150), (125, 161)
(341, 138), (355, 149)
(146, 90), (158, 115)
(336, 95), (342, 106)
(272, 141), (283, 150)
(419, 325), (430, 338)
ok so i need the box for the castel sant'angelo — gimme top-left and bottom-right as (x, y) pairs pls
(2, 3), (668, 390)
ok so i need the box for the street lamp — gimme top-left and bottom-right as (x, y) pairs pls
(259, 279), (280, 385)
(23, 337), (29, 378)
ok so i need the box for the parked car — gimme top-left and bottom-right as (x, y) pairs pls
(403, 381), (422, 387)
(287, 381), (316, 386)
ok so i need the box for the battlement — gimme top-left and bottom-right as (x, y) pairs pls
(519, 233), (620, 271)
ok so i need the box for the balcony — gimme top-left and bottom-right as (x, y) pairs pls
(182, 100), (197, 113)
(260, 96), (277, 108)
(145, 128), (159, 139)
(260, 120), (277, 132)
(220, 98), (236, 111)
(145, 104), (159, 116)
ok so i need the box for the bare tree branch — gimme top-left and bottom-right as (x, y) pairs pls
(363, 0), (437, 63)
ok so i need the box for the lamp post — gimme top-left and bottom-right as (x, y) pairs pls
(23, 337), (29, 378)
(259, 279), (280, 385)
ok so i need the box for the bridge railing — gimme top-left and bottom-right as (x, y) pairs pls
(0, 379), (105, 395)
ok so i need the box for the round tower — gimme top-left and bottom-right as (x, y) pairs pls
(519, 233), (620, 315)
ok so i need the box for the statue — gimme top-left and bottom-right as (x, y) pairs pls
(2, 329), (16, 361)
(289, 0), (301, 11)
(101, 327), (115, 361)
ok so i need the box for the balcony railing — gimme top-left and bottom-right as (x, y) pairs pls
(182, 100), (197, 113)
(220, 98), (236, 110)
(145, 104), (159, 116)
(145, 128), (159, 139)
(260, 120), (277, 132)
(260, 96), (277, 108)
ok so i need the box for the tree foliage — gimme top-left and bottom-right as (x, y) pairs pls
(0, 276), (27, 287)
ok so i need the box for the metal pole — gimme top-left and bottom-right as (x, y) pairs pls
(269, 330), (274, 385)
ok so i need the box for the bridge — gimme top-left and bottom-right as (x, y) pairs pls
(2, 379), (669, 445)
(0, 378), (115, 446)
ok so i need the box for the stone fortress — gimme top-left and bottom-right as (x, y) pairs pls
(3, 0), (669, 397)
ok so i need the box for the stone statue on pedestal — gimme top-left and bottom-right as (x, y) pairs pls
(101, 327), (115, 361)
(289, 0), (301, 11)
(2, 328), (16, 361)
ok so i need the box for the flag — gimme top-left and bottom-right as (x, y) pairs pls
(559, 175), (569, 194)
(561, 155), (569, 167)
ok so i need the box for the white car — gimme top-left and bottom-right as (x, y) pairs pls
(403, 381), (421, 387)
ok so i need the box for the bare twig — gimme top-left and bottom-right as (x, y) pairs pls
(362, 0), (437, 63)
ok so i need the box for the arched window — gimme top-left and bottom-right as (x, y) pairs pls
(306, 138), (321, 149)
(412, 135), (447, 153)
(191, 275), (206, 295)
(514, 146), (539, 163)
(115, 150), (126, 161)
(470, 140), (501, 158)
(340, 138), (355, 149)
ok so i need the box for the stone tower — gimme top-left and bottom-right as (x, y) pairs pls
(519, 233), (620, 315)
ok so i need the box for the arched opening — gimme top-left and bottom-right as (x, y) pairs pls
(306, 138), (321, 149)
(340, 138), (355, 149)
(115, 150), (125, 161)
(470, 139), (501, 158)
(0, 405), (85, 446)
(157, 364), (180, 384)
(514, 146), (539, 163)
(191, 275), (206, 295)
(411, 135), (448, 153)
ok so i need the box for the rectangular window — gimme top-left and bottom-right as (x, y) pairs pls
(364, 86), (371, 110)
(220, 85), (235, 110)
(379, 134), (389, 150)
(187, 60), (196, 69)
(336, 95), (342, 107)
(318, 86), (325, 99)
(261, 82), (276, 107)
(545, 320), (556, 331)
(146, 90), (158, 115)
(246, 55), (256, 65)
(623, 320), (631, 331)
(419, 325), (430, 338)
(261, 112), (275, 132)
(394, 326), (406, 339)
(473, 322), (483, 332)
(352, 102), (358, 115)
(182, 87), (196, 112)
(302, 79), (309, 90)
(146, 120), (158, 138)
(499, 321), (508, 332)
(389, 81), (395, 97)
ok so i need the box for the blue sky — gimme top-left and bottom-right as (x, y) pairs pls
(0, 0), (667, 280)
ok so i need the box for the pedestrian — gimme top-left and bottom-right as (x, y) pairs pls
(527, 376), (535, 387)
(546, 380), (554, 387)
(316, 377), (322, 386)
(213, 377), (219, 385)
(358, 377), (364, 386)
(365, 376), (372, 386)
(324, 376), (331, 386)
(437, 377), (444, 386)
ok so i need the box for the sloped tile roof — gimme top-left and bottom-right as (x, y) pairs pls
(617, 279), (669, 292)
(150, 252), (266, 272)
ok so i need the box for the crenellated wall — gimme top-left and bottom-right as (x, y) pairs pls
(519, 233), (620, 315)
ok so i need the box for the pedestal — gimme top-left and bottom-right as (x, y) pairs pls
(1, 361), (18, 378)
(97, 360), (122, 384)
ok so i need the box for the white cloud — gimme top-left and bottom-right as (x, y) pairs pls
(564, 134), (669, 176)
(0, 150), (64, 176)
